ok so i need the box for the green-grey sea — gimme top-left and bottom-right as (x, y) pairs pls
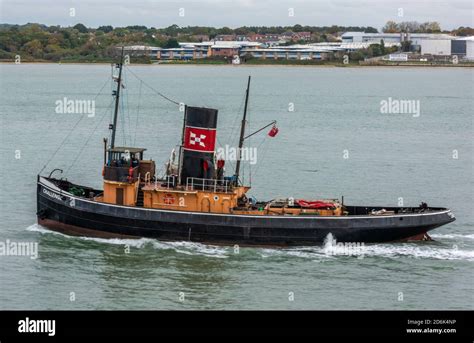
(0, 64), (472, 309)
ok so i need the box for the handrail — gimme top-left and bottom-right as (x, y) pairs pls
(165, 175), (175, 189)
(185, 177), (232, 193)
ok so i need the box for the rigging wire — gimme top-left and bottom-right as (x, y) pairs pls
(216, 136), (235, 174)
(123, 69), (132, 145)
(65, 98), (115, 175)
(38, 78), (111, 175)
(125, 66), (181, 106)
(226, 89), (246, 147)
(252, 135), (270, 178)
(120, 89), (126, 146)
(216, 89), (246, 177)
(133, 80), (143, 146)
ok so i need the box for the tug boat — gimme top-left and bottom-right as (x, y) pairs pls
(36, 50), (455, 246)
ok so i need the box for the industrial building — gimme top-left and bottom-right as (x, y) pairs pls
(420, 40), (452, 55)
(123, 34), (473, 62)
(420, 36), (474, 59)
(342, 32), (473, 60)
(156, 47), (208, 60)
(240, 41), (400, 60)
(341, 32), (458, 53)
(461, 37), (474, 60)
(240, 47), (328, 60)
(122, 45), (161, 56)
(341, 32), (455, 45)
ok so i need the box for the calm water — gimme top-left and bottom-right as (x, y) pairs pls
(0, 64), (472, 310)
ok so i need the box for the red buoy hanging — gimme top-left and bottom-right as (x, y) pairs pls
(268, 124), (279, 137)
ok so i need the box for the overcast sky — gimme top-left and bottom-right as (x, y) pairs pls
(0, 0), (472, 30)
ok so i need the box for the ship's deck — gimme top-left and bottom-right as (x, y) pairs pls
(43, 177), (448, 217)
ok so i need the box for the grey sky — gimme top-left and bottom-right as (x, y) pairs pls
(0, 0), (472, 30)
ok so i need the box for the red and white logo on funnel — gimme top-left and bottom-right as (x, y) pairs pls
(189, 131), (206, 147)
(184, 127), (216, 152)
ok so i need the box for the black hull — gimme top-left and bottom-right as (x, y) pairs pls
(36, 177), (455, 246)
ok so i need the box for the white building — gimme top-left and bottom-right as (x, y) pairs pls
(240, 41), (400, 60)
(122, 45), (161, 55)
(420, 36), (474, 57)
(341, 32), (456, 55)
(178, 41), (263, 49)
(420, 39), (452, 55)
(466, 38), (474, 60)
(341, 32), (455, 47)
(455, 36), (474, 60)
(341, 32), (404, 44)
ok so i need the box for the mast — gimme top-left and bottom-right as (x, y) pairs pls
(110, 46), (124, 149)
(177, 105), (188, 185)
(234, 75), (251, 186)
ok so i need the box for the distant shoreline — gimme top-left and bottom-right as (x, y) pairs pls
(1, 60), (473, 68)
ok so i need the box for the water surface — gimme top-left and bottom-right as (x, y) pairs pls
(0, 64), (472, 309)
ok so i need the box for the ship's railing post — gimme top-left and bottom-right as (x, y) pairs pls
(135, 173), (141, 204)
(165, 175), (175, 189)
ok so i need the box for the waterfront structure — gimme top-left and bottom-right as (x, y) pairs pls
(241, 41), (400, 60)
(341, 31), (474, 57)
(420, 39), (453, 55)
(124, 34), (473, 62)
(420, 36), (474, 59)
(156, 46), (209, 60)
(123, 41), (261, 61)
(122, 45), (161, 56)
(458, 36), (474, 60)
(341, 32), (455, 45)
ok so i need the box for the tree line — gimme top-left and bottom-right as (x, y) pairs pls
(0, 22), (471, 62)
(0, 23), (379, 61)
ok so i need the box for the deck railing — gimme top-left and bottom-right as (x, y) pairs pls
(149, 175), (176, 189)
(163, 175), (176, 189)
(186, 177), (233, 193)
